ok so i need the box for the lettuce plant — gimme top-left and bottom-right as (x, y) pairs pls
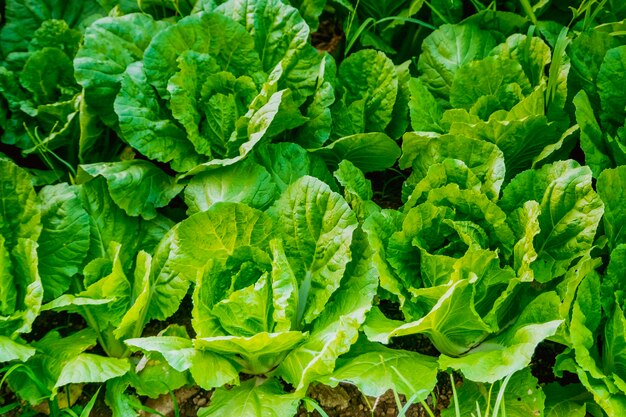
(124, 175), (377, 415)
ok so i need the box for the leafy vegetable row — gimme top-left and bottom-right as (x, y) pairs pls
(2, 0), (626, 416)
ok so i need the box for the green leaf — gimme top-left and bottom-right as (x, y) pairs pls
(288, 0), (326, 30)
(446, 89), (563, 181)
(491, 34), (552, 87)
(19, 47), (76, 104)
(215, 0), (310, 73)
(270, 239), (298, 333)
(79, 176), (173, 265)
(418, 24), (497, 100)
(320, 339), (438, 399)
(77, 160), (183, 220)
(0, 160), (42, 249)
(568, 30), (619, 105)
(168, 59), (253, 158)
(277, 229), (377, 392)
(184, 158), (277, 214)
(597, 45), (626, 134)
(408, 78), (444, 133)
(543, 382), (593, 417)
(211, 273), (272, 337)
(334, 160), (379, 222)
(294, 54), (336, 148)
(37, 183), (90, 301)
(574, 90), (614, 178)
(190, 350), (240, 390)
(114, 62), (202, 173)
(0, 336), (36, 362)
(126, 336), (195, 372)
(198, 378), (300, 417)
(401, 133), (505, 202)
(500, 160), (604, 281)
(335, 49), (398, 133)
(7, 329), (98, 403)
(195, 332), (306, 375)
(113, 251), (153, 341)
(143, 12), (263, 96)
(439, 292), (562, 383)
(597, 166), (626, 250)
(0, 0), (105, 57)
(130, 358), (192, 398)
(270, 176), (357, 324)
(2, 238), (43, 337)
(362, 209), (406, 302)
(0, 236), (17, 317)
(252, 143), (336, 192)
(55, 354), (130, 388)
(74, 13), (169, 127)
(105, 377), (141, 417)
(386, 61), (412, 140)
(171, 202), (274, 282)
(450, 56), (532, 112)
(313, 132), (401, 173)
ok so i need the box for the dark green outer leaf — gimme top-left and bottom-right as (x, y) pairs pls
(417, 23), (497, 100)
(77, 160), (183, 220)
(74, 13), (170, 127)
(0, 0), (105, 56)
(38, 183), (90, 301)
(598, 45), (626, 134)
(597, 166), (626, 249)
(215, 0), (310, 73)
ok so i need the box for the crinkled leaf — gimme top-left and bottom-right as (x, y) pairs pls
(74, 13), (169, 127)
(215, 0), (310, 72)
(500, 160), (604, 281)
(277, 229), (377, 392)
(115, 62), (202, 173)
(77, 160), (183, 220)
(418, 24), (496, 100)
(401, 133), (505, 202)
(171, 202), (274, 281)
(38, 183), (89, 300)
(597, 166), (626, 249)
(450, 56), (532, 112)
(597, 45), (626, 134)
(79, 177), (174, 270)
(335, 49), (397, 133)
(408, 77), (444, 133)
(0, 0), (105, 57)
(0, 160), (42, 249)
(184, 158), (277, 214)
(253, 142), (336, 192)
(143, 12), (263, 96)
(270, 176), (357, 325)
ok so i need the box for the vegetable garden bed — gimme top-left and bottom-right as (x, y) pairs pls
(1, 0), (626, 416)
